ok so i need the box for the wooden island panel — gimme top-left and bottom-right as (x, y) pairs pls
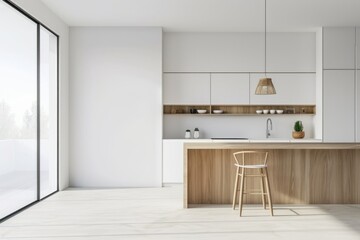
(184, 145), (360, 208)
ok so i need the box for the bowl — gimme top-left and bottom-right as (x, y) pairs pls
(263, 110), (269, 114)
(197, 109), (207, 114)
(256, 110), (263, 114)
(270, 109), (276, 114)
(213, 110), (224, 114)
(276, 110), (284, 114)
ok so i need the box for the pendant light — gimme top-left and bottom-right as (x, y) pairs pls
(255, 0), (276, 95)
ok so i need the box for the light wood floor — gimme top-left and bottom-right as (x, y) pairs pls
(1, 184), (360, 240)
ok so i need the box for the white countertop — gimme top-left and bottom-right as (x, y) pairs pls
(163, 138), (323, 143)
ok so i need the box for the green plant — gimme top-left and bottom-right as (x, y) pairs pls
(294, 121), (303, 132)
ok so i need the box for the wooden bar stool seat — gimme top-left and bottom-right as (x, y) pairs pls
(232, 151), (273, 216)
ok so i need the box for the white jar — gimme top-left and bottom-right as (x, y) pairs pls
(185, 130), (191, 139)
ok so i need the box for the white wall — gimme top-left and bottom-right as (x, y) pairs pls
(164, 115), (315, 139)
(11, 0), (70, 190)
(69, 27), (162, 187)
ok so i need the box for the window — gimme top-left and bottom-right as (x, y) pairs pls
(0, 1), (58, 220)
(40, 26), (58, 199)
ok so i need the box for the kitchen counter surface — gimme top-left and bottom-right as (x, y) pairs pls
(184, 141), (359, 150)
(164, 138), (324, 143)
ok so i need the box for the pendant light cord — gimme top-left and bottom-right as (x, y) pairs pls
(265, 0), (267, 77)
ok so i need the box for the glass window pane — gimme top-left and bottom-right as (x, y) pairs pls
(0, 2), (38, 219)
(40, 26), (58, 199)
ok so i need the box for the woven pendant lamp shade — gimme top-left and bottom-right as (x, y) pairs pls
(255, 78), (276, 95)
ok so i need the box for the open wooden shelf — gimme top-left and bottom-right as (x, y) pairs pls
(163, 105), (211, 115)
(163, 104), (316, 115)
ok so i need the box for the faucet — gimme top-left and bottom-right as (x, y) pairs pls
(266, 118), (272, 138)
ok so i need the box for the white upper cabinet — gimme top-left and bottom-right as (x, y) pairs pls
(164, 32), (315, 73)
(163, 32), (264, 72)
(249, 73), (316, 105)
(357, 28), (360, 69)
(211, 73), (249, 104)
(267, 33), (316, 72)
(323, 70), (355, 142)
(323, 27), (355, 69)
(163, 73), (210, 105)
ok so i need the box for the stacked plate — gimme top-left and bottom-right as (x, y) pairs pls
(213, 110), (224, 114)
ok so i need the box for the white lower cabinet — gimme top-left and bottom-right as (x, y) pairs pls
(357, 70), (360, 142)
(323, 70), (355, 142)
(162, 140), (185, 183)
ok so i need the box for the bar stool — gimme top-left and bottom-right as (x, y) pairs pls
(232, 151), (273, 216)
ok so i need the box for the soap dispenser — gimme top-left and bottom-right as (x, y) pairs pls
(185, 129), (191, 139)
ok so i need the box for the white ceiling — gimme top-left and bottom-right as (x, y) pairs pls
(40, 0), (360, 32)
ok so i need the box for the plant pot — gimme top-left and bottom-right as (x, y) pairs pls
(292, 131), (305, 139)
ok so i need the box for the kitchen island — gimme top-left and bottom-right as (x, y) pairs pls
(184, 141), (360, 208)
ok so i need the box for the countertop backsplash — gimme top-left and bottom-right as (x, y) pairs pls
(163, 115), (315, 139)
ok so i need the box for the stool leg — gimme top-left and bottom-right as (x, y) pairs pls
(264, 168), (273, 216)
(260, 168), (266, 209)
(232, 167), (240, 210)
(238, 168), (245, 216)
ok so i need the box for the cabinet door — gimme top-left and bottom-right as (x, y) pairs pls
(357, 28), (360, 69)
(163, 32), (264, 72)
(267, 32), (316, 72)
(162, 140), (184, 183)
(357, 70), (360, 142)
(163, 73), (210, 105)
(211, 73), (249, 104)
(323, 70), (355, 142)
(323, 27), (355, 69)
(249, 73), (316, 105)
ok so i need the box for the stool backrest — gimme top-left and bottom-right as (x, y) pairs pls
(233, 151), (268, 166)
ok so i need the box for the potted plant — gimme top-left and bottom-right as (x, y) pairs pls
(292, 121), (305, 139)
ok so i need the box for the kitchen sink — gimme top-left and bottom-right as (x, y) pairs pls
(250, 139), (289, 143)
(211, 137), (248, 140)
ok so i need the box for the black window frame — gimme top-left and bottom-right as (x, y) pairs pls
(0, 0), (59, 223)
